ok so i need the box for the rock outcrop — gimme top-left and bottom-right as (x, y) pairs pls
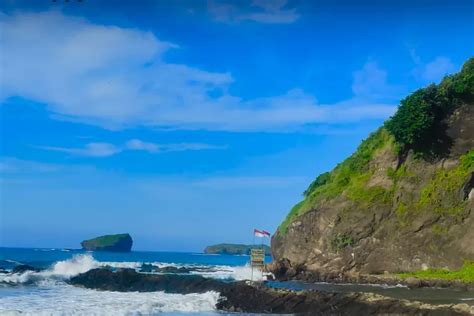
(69, 268), (473, 315)
(69, 268), (226, 293)
(217, 283), (473, 315)
(271, 58), (474, 277)
(81, 233), (133, 252)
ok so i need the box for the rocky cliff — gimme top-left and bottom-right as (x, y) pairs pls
(271, 57), (474, 277)
(81, 233), (133, 252)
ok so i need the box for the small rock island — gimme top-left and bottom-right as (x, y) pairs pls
(81, 233), (133, 252)
(204, 243), (271, 255)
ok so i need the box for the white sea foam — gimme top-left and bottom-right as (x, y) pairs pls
(190, 264), (270, 281)
(0, 254), (99, 285)
(0, 283), (220, 315)
(95, 258), (270, 281)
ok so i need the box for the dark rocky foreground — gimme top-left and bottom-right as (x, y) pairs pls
(217, 283), (473, 315)
(267, 258), (474, 291)
(69, 268), (227, 293)
(11, 264), (42, 274)
(69, 268), (473, 315)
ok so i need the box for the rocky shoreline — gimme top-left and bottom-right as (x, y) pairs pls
(69, 268), (474, 315)
(266, 259), (474, 291)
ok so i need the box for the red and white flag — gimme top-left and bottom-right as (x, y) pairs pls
(254, 229), (271, 238)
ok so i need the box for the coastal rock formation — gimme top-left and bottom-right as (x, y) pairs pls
(139, 264), (195, 274)
(272, 58), (474, 277)
(12, 264), (41, 274)
(204, 243), (271, 255)
(69, 268), (472, 315)
(217, 283), (473, 315)
(81, 233), (133, 252)
(69, 268), (227, 293)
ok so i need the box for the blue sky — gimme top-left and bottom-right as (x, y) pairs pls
(0, 0), (473, 251)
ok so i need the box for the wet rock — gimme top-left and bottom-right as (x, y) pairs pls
(139, 263), (158, 272)
(155, 266), (194, 274)
(139, 263), (196, 274)
(217, 283), (471, 315)
(69, 268), (472, 315)
(267, 258), (292, 280)
(12, 264), (41, 274)
(405, 277), (422, 288)
(69, 268), (227, 293)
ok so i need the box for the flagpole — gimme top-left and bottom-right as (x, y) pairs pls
(251, 229), (254, 282)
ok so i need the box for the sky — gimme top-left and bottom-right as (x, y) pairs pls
(0, 0), (473, 251)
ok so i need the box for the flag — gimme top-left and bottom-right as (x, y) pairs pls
(254, 229), (271, 238)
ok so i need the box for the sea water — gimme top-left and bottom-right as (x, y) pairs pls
(2, 248), (473, 315)
(0, 247), (270, 315)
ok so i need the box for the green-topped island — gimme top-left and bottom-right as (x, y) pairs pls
(81, 233), (133, 252)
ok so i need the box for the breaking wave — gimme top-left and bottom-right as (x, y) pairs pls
(0, 254), (99, 285)
(0, 254), (269, 285)
(0, 284), (219, 315)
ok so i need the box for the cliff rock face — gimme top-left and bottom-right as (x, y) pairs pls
(272, 58), (474, 276)
(81, 233), (133, 252)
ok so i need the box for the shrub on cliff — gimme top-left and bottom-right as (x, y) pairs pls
(384, 57), (473, 157)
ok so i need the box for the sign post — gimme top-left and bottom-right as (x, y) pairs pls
(250, 228), (270, 282)
(250, 248), (265, 282)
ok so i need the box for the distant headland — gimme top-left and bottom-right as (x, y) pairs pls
(81, 233), (133, 252)
(204, 243), (271, 255)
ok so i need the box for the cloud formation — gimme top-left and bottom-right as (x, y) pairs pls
(38, 140), (226, 157)
(208, 0), (300, 24)
(418, 57), (456, 83)
(1, 11), (396, 132)
(409, 49), (457, 83)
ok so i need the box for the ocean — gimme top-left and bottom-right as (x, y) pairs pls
(0, 247), (270, 315)
(2, 247), (474, 315)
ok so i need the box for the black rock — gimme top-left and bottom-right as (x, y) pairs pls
(12, 264), (41, 274)
(68, 268), (469, 315)
(139, 264), (194, 274)
(216, 283), (469, 315)
(69, 268), (227, 293)
(139, 263), (158, 272)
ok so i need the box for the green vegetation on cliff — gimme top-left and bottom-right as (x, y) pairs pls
(398, 260), (474, 283)
(417, 150), (474, 216)
(280, 128), (394, 234)
(278, 57), (474, 236)
(385, 58), (474, 157)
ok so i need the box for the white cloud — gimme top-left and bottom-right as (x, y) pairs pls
(40, 143), (122, 157)
(38, 140), (226, 157)
(0, 11), (397, 132)
(125, 139), (160, 153)
(208, 0), (300, 24)
(408, 50), (457, 83)
(125, 139), (226, 153)
(419, 57), (456, 83)
(352, 62), (401, 100)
